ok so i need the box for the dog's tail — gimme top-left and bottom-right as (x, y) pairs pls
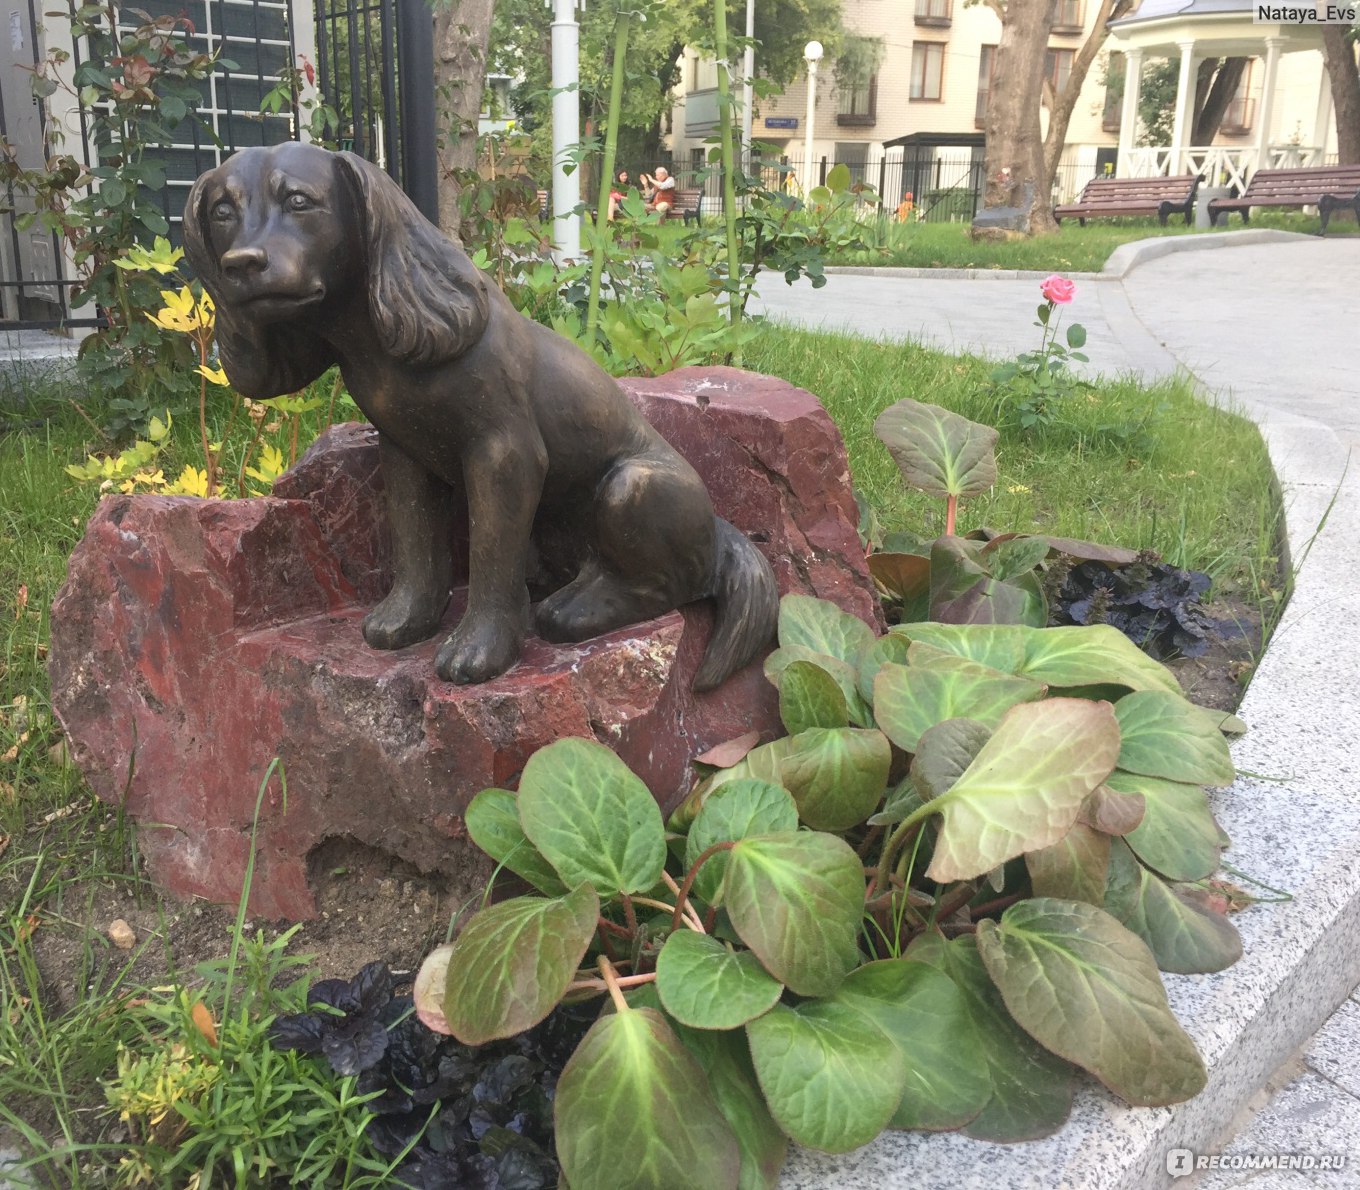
(695, 518), (780, 692)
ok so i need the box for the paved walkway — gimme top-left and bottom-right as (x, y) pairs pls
(759, 239), (1360, 1188)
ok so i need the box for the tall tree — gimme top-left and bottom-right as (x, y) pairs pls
(978, 0), (1056, 234)
(434, 0), (498, 235)
(1322, 25), (1360, 164)
(1040, 0), (1133, 197)
(1190, 56), (1248, 144)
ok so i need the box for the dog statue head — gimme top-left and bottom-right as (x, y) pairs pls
(184, 142), (491, 398)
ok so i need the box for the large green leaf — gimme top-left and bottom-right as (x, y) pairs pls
(1115, 691), (1236, 787)
(746, 1000), (906, 1153)
(777, 727), (892, 831)
(777, 594), (876, 666)
(776, 659), (850, 734)
(1020, 625), (1183, 695)
(873, 398), (998, 500)
(1108, 769), (1224, 881)
(517, 737), (667, 895)
(867, 552), (931, 617)
(873, 663), (1045, 754)
(722, 832), (863, 998)
(443, 884), (599, 1045)
(892, 622), (1027, 674)
(924, 698), (1121, 883)
(831, 958), (990, 1132)
(857, 632), (912, 703)
(464, 788), (567, 896)
(656, 931), (784, 1030)
(1105, 839), (1242, 974)
(1025, 822), (1111, 905)
(668, 1023), (788, 1190)
(976, 898), (1207, 1105)
(980, 535), (1053, 583)
(764, 645), (871, 727)
(685, 779), (799, 904)
(555, 1007), (741, 1190)
(909, 933), (1075, 1142)
(910, 718), (993, 801)
(929, 536), (1048, 628)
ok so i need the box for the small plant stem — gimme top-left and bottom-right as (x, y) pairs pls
(630, 895), (691, 922)
(325, 371), (342, 427)
(873, 806), (931, 897)
(945, 494), (958, 537)
(620, 893), (638, 938)
(597, 916), (632, 941)
(288, 413), (300, 467)
(238, 415), (267, 494)
(598, 956), (631, 1014)
(856, 824), (885, 860)
(658, 870), (706, 932)
(670, 843), (734, 934)
(931, 882), (978, 924)
(67, 399), (113, 445)
(584, 9), (631, 343)
(196, 335), (217, 498)
(969, 892), (1022, 919)
(568, 970), (656, 997)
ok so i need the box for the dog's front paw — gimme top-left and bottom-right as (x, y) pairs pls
(434, 616), (524, 685)
(362, 588), (447, 650)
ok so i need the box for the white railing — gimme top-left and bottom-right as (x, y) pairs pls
(1124, 144), (1328, 186)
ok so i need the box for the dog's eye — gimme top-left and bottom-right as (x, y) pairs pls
(210, 200), (236, 221)
(285, 192), (313, 212)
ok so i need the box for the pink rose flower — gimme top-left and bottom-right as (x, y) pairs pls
(1040, 275), (1076, 304)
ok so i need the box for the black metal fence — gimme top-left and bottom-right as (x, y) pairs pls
(670, 155), (1103, 225)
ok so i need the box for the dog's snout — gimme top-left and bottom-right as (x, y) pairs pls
(221, 244), (269, 279)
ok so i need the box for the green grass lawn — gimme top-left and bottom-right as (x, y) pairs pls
(828, 209), (1357, 273)
(0, 324), (1283, 1180)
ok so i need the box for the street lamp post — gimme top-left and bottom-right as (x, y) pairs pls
(802, 40), (823, 196)
(741, 0), (754, 174)
(549, 0), (582, 262)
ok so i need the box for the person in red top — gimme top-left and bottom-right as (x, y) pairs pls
(607, 169), (631, 221)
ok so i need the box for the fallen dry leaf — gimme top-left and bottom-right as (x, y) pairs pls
(190, 1000), (219, 1048)
(15, 584), (27, 619)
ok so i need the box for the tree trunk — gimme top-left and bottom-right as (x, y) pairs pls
(979, 0), (1056, 235)
(1191, 57), (1247, 144)
(1041, 0), (1131, 195)
(1322, 25), (1360, 165)
(434, 0), (497, 236)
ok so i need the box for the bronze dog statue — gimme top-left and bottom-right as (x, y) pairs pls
(184, 142), (777, 689)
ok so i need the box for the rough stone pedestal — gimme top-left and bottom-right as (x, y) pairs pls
(49, 367), (879, 920)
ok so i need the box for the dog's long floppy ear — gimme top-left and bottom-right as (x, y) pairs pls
(182, 166), (335, 398)
(336, 151), (490, 368)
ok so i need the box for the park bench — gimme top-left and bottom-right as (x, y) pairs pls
(1054, 174), (1199, 227)
(1208, 165), (1360, 234)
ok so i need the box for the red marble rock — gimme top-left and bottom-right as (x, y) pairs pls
(49, 368), (880, 920)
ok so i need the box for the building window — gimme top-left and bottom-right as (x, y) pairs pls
(1045, 48), (1075, 97)
(838, 74), (877, 124)
(1050, 0), (1083, 32)
(1102, 51), (1123, 131)
(911, 42), (945, 101)
(1221, 60), (1256, 134)
(976, 44), (995, 128)
(915, 0), (952, 26)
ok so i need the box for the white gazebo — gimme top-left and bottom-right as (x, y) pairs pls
(1108, 0), (1330, 190)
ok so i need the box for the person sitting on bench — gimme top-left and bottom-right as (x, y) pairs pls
(640, 166), (676, 216)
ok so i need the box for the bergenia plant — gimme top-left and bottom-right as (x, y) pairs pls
(866, 396), (1134, 629)
(413, 596), (1248, 1190)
